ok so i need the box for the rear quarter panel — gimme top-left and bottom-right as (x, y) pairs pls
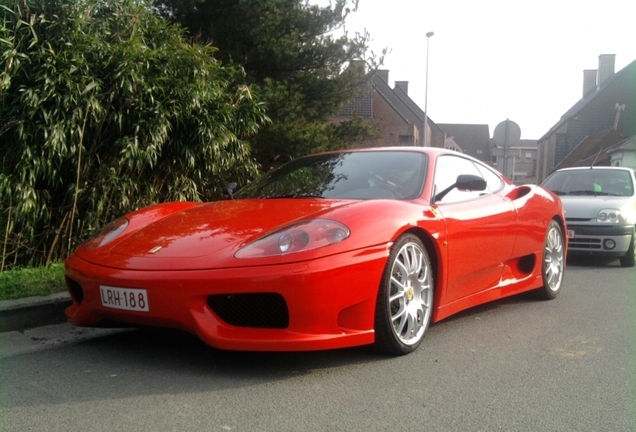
(507, 184), (566, 257)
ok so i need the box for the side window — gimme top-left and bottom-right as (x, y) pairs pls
(434, 155), (484, 203)
(475, 164), (504, 193)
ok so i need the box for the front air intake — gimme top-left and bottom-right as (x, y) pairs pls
(65, 276), (84, 304)
(207, 293), (289, 329)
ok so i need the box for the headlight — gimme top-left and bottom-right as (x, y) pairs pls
(596, 209), (626, 223)
(235, 219), (350, 258)
(81, 218), (129, 251)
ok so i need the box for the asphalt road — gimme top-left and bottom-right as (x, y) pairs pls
(1, 258), (634, 431)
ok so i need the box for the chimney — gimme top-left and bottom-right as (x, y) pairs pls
(376, 70), (389, 83)
(582, 69), (597, 98)
(349, 59), (366, 72)
(597, 54), (616, 88)
(395, 81), (409, 94)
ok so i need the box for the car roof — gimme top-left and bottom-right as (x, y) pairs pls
(317, 146), (488, 162)
(554, 166), (634, 172)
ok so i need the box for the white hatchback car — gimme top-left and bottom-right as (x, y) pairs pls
(541, 166), (636, 267)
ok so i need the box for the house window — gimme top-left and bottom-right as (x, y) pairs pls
(399, 135), (413, 144)
(476, 149), (483, 155)
(525, 152), (532, 162)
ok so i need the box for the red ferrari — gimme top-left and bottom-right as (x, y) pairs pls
(64, 147), (566, 355)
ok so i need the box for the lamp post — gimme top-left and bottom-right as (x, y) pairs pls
(423, 31), (434, 147)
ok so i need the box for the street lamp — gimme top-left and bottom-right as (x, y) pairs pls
(423, 31), (434, 147)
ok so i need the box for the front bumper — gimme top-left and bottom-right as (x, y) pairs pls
(64, 246), (389, 351)
(565, 223), (633, 257)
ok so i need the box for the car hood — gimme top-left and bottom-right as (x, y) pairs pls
(560, 195), (632, 219)
(77, 199), (357, 270)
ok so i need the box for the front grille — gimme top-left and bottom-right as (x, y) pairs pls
(207, 293), (289, 329)
(569, 238), (602, 249)
(566, 218), (593, 222)
(65, 276), (84, 304)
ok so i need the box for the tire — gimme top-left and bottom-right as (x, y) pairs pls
(619, 229), (635, 268)
(537, 220), (565, 300)
(374, 234), (434, 355)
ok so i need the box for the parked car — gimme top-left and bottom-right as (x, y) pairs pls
(541, 166), (636, 267)
(64, 147), (566, 356)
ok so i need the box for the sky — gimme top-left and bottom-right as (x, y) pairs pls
(312, 0), (636, 140)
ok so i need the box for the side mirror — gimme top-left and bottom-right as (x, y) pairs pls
(223, 182), (238, 199)
(434, 174), (486, 203)
(456, 174), (487, 192)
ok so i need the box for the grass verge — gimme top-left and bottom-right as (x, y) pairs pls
(0, 263), (67, 301)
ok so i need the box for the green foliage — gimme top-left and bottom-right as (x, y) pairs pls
(155, 0), (380, 169)
(0, 0), (269, 270)
(0, 262), (66, 300)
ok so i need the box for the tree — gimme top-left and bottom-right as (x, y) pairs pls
(0, 0), (269, 269)
(155, 0), (380, 169)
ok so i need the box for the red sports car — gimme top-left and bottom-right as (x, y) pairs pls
(65, 147), (566, 355)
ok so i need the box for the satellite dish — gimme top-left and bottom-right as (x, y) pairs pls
(493, 120), (521, 147)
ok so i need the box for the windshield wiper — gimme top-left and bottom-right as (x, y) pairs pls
(569, 190), (613, 196)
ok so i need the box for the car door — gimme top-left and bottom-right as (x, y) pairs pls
(432, 154), (517, 303)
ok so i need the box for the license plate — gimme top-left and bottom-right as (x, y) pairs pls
(100, 286), (149, 312)
(567, 230), (575, 239)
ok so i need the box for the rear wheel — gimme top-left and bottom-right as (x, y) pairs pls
(374, 234), (434, 355)
(537, 220), (565, 300)
(619, 229), (635, 268)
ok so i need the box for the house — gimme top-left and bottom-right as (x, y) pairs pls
(333, 69), (445, 148)
(537, 55), (636, 182)
(551, 126), (636, 172)
(491, 139), (540, 184)
(334, 67), (532, 174)
(552, 128), (625, 169)
(436, 124), (491, 163)
(607, 135), (636, 170)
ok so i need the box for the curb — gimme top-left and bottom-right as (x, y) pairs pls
(0, 292), (71, 333)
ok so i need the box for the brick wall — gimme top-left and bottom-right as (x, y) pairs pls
(352, 91), (418, 148)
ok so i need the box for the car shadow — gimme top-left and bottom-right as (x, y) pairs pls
(3, 324), (404, 408)
(99, 325), (390, 370)
(433, 290), (539, 324)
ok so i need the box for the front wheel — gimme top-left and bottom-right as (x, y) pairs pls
(619, 229), (635, 268)
(374, 234), (434, 355)
(537, 220), (565, 299)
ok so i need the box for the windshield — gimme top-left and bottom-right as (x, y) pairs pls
(236, 151), (427, 200)
(542, 169), (634, 197)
